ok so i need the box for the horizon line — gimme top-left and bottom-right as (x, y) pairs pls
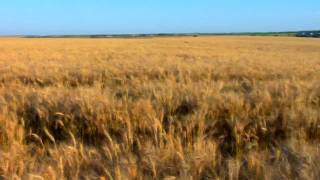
(1, 29), (319, 37)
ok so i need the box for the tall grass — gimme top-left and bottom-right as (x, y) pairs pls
(0, 36), (320, 179)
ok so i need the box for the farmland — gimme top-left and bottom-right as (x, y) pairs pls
(0, 36), (320, 179)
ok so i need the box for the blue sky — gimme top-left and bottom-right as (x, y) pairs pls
(0, 0), (319, 35)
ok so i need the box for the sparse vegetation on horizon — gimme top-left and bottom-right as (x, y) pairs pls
(0, 36), (320, 179)
(23, 30), (320, 39)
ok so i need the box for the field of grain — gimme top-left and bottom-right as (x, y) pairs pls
(0, 36), (320, 179)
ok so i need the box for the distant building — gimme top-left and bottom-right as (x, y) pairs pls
(296, 31), (320, 38)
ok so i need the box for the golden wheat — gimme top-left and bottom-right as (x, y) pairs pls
(0, 36), (320, 179)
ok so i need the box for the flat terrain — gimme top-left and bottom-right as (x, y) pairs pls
(0, 36), (320, 179)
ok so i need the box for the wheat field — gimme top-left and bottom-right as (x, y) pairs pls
(0, 36), (320, 179)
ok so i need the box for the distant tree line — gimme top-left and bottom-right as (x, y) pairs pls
(24, 31), (320, 38)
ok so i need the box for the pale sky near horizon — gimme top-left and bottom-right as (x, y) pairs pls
(0, 0), (319, 35)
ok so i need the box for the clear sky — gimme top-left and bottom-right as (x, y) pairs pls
(0, 0), (319, 35)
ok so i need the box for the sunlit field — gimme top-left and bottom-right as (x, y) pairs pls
(1, 36), (320, 179)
